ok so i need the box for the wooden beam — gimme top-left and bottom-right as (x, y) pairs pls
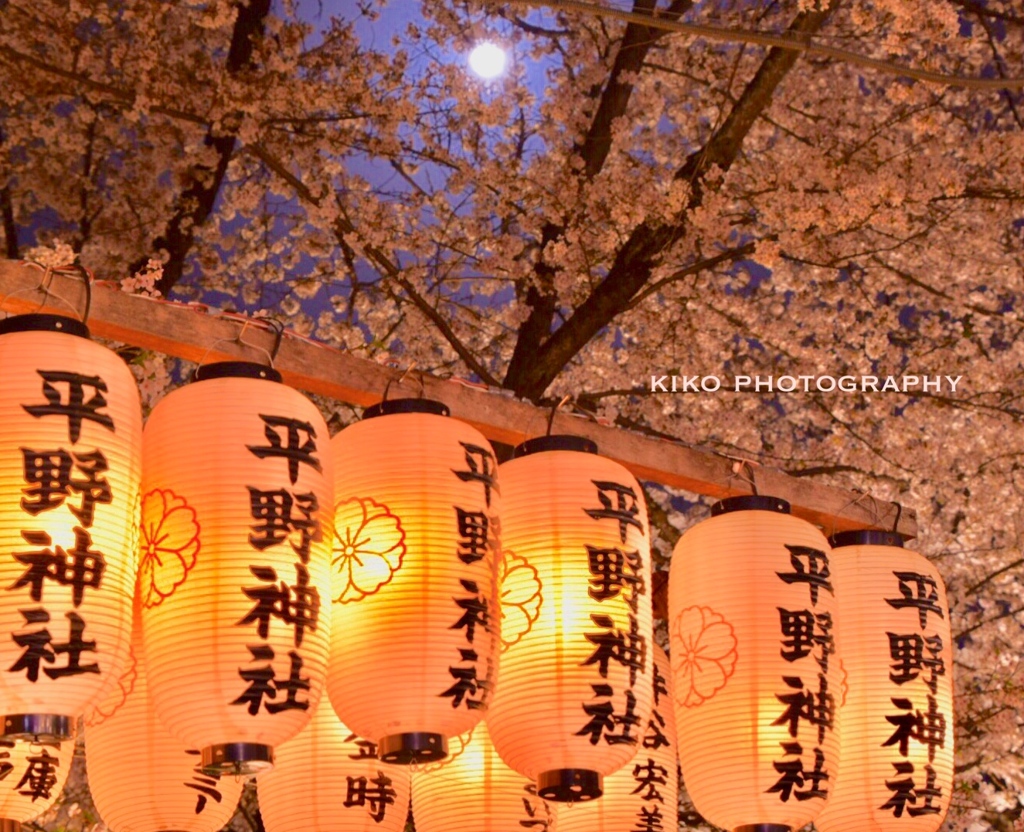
(0, 260), (917, 538)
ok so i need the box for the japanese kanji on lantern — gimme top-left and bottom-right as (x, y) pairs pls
(86, 602), (245, 832)
(140, 361), (333, 775)
(258, 693), (410, 832)
(668, 496), (840, 832)
(487, 436), (654, 802)
(555, 643), (677, 832)
(0, 313), (142, 742)
(412, 719), (554, 832)
(327, 399), (500, 764)
(814, 530), (953, 832)
(0, 733), (74, 823)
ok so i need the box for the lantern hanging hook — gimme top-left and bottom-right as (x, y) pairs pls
(728, 457), (760, 496)
(380, 362), (423, 404)
(826, 489), (882, 539)
(1, 260), (93, 323)
(546, 394), (572, 436)
(891, 501), (903, 535)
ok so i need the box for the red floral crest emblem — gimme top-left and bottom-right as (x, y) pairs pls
(498, 549), (542, 650)
(332, 497), (406, 603)
(672, 605), (738, 708)
(139, 489), (201, 608)
(84, 646), (138, 727)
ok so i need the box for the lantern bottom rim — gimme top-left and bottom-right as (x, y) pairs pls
(1, 713), (73, 742)
(378, 732), (448, 764)
(734, 826), (791, 832)
(201, 743), (274, 776)
(537, 768), (602, 802)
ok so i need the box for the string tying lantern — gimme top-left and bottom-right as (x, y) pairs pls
(814, 530), (953, 831)
(327, 399), (501, 764)
(488, 436), (654, 802)
(669, 496), (840, 832)
(140, 361), (333, 775)
(0, 313), (142, 742)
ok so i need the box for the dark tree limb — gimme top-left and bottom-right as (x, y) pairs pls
(504, 6), (832, 400)
(133, 0), (272, 295)
(0, 186), (17, 259)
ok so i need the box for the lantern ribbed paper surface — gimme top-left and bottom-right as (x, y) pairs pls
(140, 362), (333, 774)
(258, 693), (410, 832)
(815, 531), (953, 831)
(0, 314), (141, 741)
(0, 735), (74, 822)
(556, 643), (676, 832)
(327, 399), (500, 764)
(488, 436), (654, 802)
(412, 719), (555, 832)
(87, 620), (245, 832)
(668, 496), (839, 832)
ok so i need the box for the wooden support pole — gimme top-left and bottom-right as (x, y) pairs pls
(0, 260), (916, 540)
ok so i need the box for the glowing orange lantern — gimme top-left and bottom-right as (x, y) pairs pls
(0, 314), (142, 741)
(327, 399), (500, 764)
(488, 436), (654, 802)
(412, 719), (554, 832)
(140, 362), (333, 774)
(86, 613), (245, 832)
(0, 734), (74, 823)
(258, 693), (410, 832)
(556, 643), (677, 832)
(815, 530), (953, 831)
(669, 496), (840, 831)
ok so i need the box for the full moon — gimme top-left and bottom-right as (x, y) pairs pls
(468, 41), (506, 79)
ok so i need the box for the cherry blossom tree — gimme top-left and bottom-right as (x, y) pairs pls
(2, 0), (1024, 829)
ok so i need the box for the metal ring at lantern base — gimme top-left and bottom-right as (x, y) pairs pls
(1, 713), (73, 742)
(512, 435), (599, 457)
(0, 313), (90, 339)
(734, 825), (792, 832)
(536, 768), (602, 802)
(377, 732), (448, 764)
(200, 743), (274, 776)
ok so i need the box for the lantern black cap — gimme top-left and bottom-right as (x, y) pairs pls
(363, 398), (450, 419)
(201, 742), (273, 776)
(378, 732), (448, 764)
(830, 529), (905, 548)
(0, 313), (89, 339)
(194, 361), (282, 383)
(0, 713), (73, 742)
(711, 495), (791, 516)
(734, 825), (792, 832)
(537, 768), (602, 802)
(513, 435), (598, 457)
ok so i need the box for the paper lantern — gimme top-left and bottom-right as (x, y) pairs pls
(556, 643), (677, 832)
(86, 615), (245, 832)
(258, 693), (410, 832)
(488, 436), (654, 802)
(327, 399), (500, 763)
(0, 314), (141, 741)
(140, 362), (333, 774)
(668, 496), (840, 831)
(0, 734), (75, 823)
(412, 719), (555, 832)
(815, 530), (953, 831)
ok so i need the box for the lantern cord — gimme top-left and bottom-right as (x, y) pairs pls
(727, 457), (760, 496)
(546, 394), (572, 435)
(381, 362), (424, 404)
(826, 489), (884, 539)
(193, 317), (280, 373)
(891, 501), (903, 534)
(2, 261), (93, 322)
